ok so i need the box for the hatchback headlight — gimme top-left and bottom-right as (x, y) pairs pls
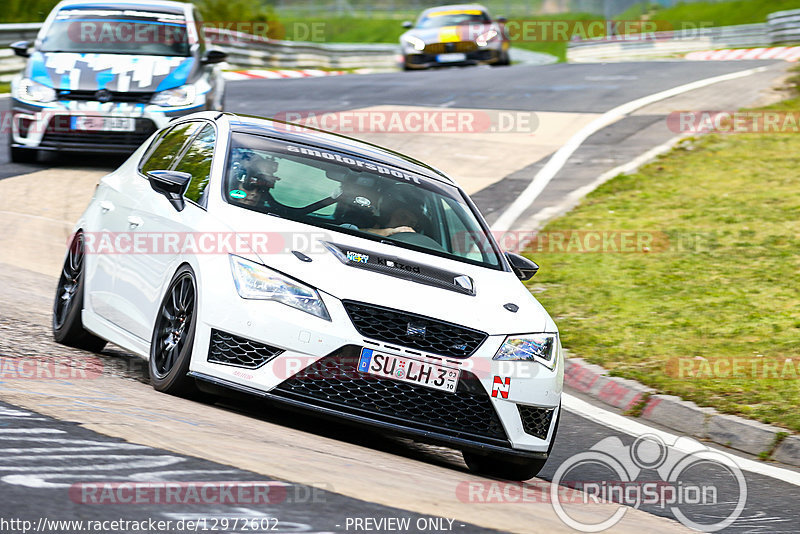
(150, 84), (197, 107)
(229, 255), (330, 320)
(15, 78), (56, 103)
(476, 29), (499, 46)
(493, 333), (557, 369)
(402, 35), (425, 51)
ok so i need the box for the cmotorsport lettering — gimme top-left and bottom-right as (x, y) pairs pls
(286, 145), (421, 184)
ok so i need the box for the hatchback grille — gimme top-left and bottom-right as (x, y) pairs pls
(207, 329), (284, 369)
(40, 116), (156, 148)
(57, 89), (154, 104)
(423, 41), (479, 54)
(342, 300), (487, 358)
(517, 405), (554, 439)
(272, 348), (508, 446)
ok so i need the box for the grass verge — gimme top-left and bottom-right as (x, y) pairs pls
(618, 0), (800, 27)
(525, 72), (800, 432)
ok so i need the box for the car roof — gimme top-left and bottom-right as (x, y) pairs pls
(419, 4), (490, 17)
(54, 0), (189, 15)
(223, 113), (457, 187)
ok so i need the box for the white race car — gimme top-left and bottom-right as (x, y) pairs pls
(53, 111), (563, 480)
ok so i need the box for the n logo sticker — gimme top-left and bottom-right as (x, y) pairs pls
(492, 376), (511, 398)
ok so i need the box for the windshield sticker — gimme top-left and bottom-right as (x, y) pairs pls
(229, 189), (247, 199)
(285, 145), (421, 184)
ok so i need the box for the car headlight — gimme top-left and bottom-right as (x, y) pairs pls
(402, 35), (426, 51)
(150, 84), (197, 107)
(476, 29), (499, 47)
(14, 78), (56, 103)
(493, 334), (557, 369)
(229, 255), (330, 321)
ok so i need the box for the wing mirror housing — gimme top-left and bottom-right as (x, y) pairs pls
(10, 41), (30, 57)
(505, 251), (539, 280)
(201, 48), (227, 64)
(147, 170), (191, 211)
(496, 16), (508, 23)
(402, 21), (413, 29)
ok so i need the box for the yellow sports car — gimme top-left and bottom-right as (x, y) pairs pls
(400, 4), (510, 70)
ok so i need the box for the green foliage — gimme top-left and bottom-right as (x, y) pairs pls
(617, 0), (800, 27)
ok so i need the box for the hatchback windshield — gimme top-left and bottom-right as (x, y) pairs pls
(224, 133), (501, 269)
(41, 8), (190, 56)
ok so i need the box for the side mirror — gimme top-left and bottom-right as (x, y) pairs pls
(10, 41), (30, 58)
(402, 21), (413, 29)
(201, 48), (227, 65)
(496, 16), (508, 23)
(505, 251), (539, 281)
(147, 170), (191, 211)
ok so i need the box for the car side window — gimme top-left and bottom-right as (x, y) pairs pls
(140, 122), (201, 175)
(173, 124), (215, 206)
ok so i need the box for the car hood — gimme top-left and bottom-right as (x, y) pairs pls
(401, 23), (497, 44)
(26, 51), (195, 92)
(218, 206), (555, 336)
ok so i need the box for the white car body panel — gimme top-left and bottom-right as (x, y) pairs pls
(71, 111), (563, 456)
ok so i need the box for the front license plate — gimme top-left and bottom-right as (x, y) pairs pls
(358, 348), (459, 393)
(71, 116), (135, 132)
(437, 53), (466, 62)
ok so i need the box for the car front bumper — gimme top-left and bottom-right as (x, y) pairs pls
(188, 263), (563, 457)
(9, 96), (208, 154)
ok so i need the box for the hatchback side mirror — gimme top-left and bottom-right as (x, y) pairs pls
(496, 16), (508, 23)
(402, 21), (413, 29)
(505, 251), (539, 280)
(10, 41), (30, 57)
(201, 48), (227, 65)
(147, 170), (191, 211)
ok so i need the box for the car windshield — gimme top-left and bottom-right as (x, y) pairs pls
(40, 9), (190, 56)
(416, 10), (489, 29)
(223, 133), (502, 269)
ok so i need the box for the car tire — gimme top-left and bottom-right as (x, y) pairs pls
(52, 231), (108, 352)
(9, 145), (38, 164)
(149, 265), (199, 396)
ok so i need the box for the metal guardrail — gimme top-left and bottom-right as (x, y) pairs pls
(0, 23), (401, 82)
(767, 9), (800, 45)
(568, 23), (772, 63)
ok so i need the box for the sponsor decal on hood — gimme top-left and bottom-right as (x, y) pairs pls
(28, 51), (195, 92)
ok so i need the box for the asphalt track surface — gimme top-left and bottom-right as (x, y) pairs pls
(1, 60), (800, 533)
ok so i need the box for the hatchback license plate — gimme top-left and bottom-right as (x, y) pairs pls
(358, 348), (459, 393)
(71, 116), (135, 132)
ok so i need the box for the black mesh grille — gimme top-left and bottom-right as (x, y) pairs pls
(57, 89), (154, 103)
(40, 116), (157, 149)
(207, 329), (284, 369)
(423, 41), (479, 54)
(272, 348), (508, 446)
(517, 405), (554, 439)
(342, 300), (487, 358)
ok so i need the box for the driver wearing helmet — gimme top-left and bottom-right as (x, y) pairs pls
(232, 153), (280, 209)
(368, 185), (428, 238)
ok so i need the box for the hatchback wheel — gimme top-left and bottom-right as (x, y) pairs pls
(52, 231), (107, 352)
(150, 266), (198, 395)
